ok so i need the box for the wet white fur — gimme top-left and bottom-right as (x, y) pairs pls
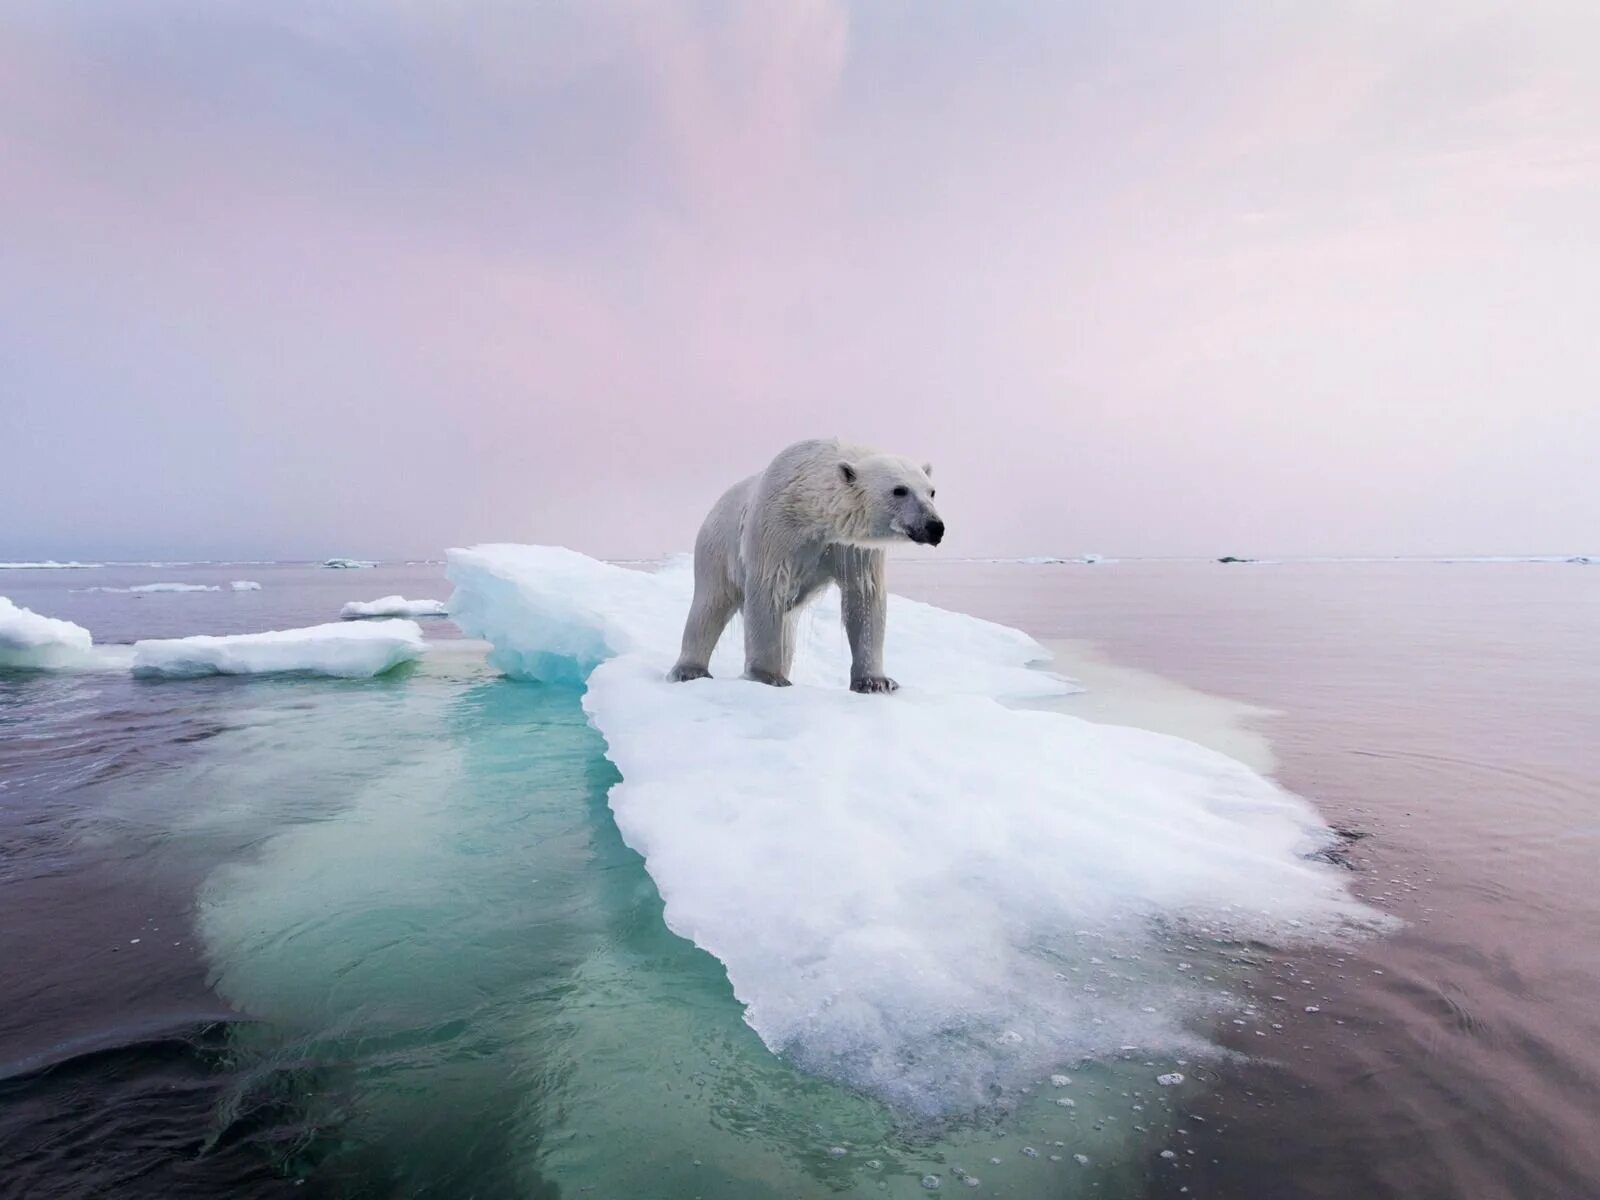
(669, 438), (940, 690)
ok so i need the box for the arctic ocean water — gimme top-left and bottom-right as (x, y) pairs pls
(2, 559), (1598, 1198)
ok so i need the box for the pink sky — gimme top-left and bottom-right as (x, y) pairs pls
(2, 1), (1597, 560)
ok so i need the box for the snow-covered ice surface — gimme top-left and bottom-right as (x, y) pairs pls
(0, 596), (94, 669)
(0, 560), (100, 569)
(132, 620), (426, 679)
(340, 595), (448, 619)
(448, 544), (1385, 1114)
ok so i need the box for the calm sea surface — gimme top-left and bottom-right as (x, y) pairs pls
(1, 559), (1596, 1199)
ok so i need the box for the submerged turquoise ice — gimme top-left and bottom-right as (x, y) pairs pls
(72, 549), (1382, 1197)
(131, 648), (1168, 1196)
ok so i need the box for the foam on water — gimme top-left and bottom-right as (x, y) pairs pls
(447, 544), (1384, 1113)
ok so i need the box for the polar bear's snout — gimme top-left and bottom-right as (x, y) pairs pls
(909, 515), (945, 546)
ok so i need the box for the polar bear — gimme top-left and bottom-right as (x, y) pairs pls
(667, 438), (943, 692)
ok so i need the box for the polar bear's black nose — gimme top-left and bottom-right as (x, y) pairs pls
(925, 518), (945, 546)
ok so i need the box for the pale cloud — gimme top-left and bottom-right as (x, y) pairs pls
(1, 1), (1596, 560)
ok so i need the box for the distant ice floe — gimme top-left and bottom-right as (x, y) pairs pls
(0, 560), (100, 570)
(77, 582), (222, 593)
(0, 596), (94, 669)
(133, 620), (426, 679)
(231, 580), (263, 591)
(340, 595), (448, 619)
(1011, 554), (1105, 565)
(447, 544), (1386, 1113)
(322, 557), (378, 569)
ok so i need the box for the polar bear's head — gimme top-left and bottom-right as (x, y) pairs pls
(837, 455), (944, 547)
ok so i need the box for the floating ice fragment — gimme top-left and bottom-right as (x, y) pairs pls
(79, 582), (220, 593)
(920, 1175), (942, 1190)
(0, 597), (93, 670)
(231, 580), (262, 591)
(341, 595), (449, 619)
(133, 620), (426, 678)
(1073, 1154), (1090, 1165)
(1050, 1074), (1072, 1086)
(1156, 1072), (1185, 1086)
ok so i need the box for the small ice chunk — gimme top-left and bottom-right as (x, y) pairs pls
(321, 558), (378, 569)
(1156, 1073), (1185, 1086)
(1056, 1097), (1075, 1107)
(920, 1175), (942, 1190)
(1050, 1074), (1072, 1087)
(1021, 1146), (1039, 1158)
(828, 1146), (847, 1157)
(1073, 1154), (1090, 1165)
(1160, 1149), (1177, 1160)
(132, 620), (426, 679)
(340, 595), (449, 619)
(230, 580), (262, 591)
(0, 597), (93, 670)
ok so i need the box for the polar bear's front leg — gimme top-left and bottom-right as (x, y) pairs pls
(835, 546), (897, 694)
(742, 592), (796, 687)
(669, 580), (737, 682)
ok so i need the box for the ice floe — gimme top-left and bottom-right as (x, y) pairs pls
(0, 596), (94, 670)
(78, 582), (221, 593)
(322, 557), (378, 569)
(231, 580), (263, 591)
(340, 595), (448, 619)
(0, 560), (100, 569)
(132, 620), (426, 679)
(447, 544), (1386, 1112)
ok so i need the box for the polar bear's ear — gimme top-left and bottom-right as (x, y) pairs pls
(922, 462), (933, 478)
(839, 462), (858, 484)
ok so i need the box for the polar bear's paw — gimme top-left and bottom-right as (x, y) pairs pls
(850, 674), (900, 694)
(745, 668), (793, 688)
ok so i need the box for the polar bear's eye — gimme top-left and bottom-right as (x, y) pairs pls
(929, 489), (936, 499)
(892, 485), (909, 497)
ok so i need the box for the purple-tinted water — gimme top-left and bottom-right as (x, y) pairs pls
(3, 558), (1598, 1198)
